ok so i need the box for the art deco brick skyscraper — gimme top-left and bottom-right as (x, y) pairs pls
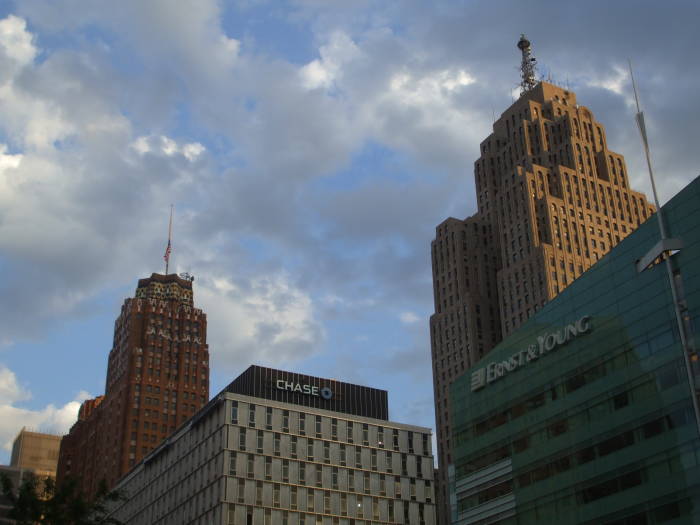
(430, 36), (655, 523)
(57, 273), (209, 498)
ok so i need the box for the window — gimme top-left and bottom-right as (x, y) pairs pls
(265, 407), (273, 429)
(247, 454), (254, 478)
(231, 401), (238, 424)
(265, 457), (272, 480)
(257, 430), (264, 453)
(290, 486), (298, 510)
(362, 423), (369, 445)
(307, 439), (314, 460)
(299, 413), (306, 435)
(307, 488), (314, 512)
(282, 410), (289, 432)
(239, 428), (246, 451)
(229, 452), (237, 476)
(248, 404), (256, 427)
(237, 478), (245, 503)
(274, 433), (281, 456)
(315, 415), (322, 437)
(347, 422), (353, 443)
(331, 418), (338, 440)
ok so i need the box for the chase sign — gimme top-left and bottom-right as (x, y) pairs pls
(276, 379), (333, 400)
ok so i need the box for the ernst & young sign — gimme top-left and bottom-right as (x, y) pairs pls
(470, 316), (592, 392)
(276, 379), (333, 400)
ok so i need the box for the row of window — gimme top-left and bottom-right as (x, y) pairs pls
(227, 501), (430, 525)
(455, 340), (678, 449)
(229, 452), (432, 500)
(231, 402), (429, 456)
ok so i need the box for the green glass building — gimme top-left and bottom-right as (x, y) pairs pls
(450, 176), (700, 524)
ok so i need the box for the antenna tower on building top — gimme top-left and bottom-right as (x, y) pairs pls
(517, 34), (538, 95)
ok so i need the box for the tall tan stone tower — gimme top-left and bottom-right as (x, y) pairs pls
(57, 273), (209, 498)
(430, 36), (655, 524)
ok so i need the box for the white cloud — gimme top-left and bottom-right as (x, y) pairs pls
(300, 31), (361, 90)
(0, 364), (90, 452)
(0, 143), (21, 171)
(388, 68), (475, 105)
(131, 135), (205, 161)
(399, 311), (420, 324)
(0, 364), (31, 404)
(586, 64), (628, 96)
(197, 274), (325, 369)
(0, 15), (37, 66)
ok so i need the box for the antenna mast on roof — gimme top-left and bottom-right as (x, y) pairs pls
(517, 34), (538, 95)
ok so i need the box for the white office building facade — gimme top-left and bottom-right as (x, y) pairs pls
(107, 366), (436, 525)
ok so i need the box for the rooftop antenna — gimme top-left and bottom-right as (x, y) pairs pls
(630, 61), (699, 437)
(517, 34), (538, 95)
(164, 204), (173, 275)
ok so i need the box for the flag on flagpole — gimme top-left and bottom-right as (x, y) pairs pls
(163, 240), (171, 264)
(164, 204), (173, 274)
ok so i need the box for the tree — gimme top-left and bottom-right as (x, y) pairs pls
(0, 473), (125, 525)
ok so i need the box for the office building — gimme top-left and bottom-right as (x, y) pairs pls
(106, 365), (437, 525)
(1, 429), (62, 523)
(10, 428), (61, 479)
(429, 36), (656, 522)
(450, 175), (700, 523)
(57, 273), (209, 498)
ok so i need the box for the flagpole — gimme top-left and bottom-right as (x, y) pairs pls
(164, 205), (173, 274)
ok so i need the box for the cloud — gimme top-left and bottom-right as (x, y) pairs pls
(0, 364), (90, 452)
(399, 311), (420, 324)
(131, 135), (206, 161)
(300, 31), (362, 90)
(197, 274), (325, 370)
(0, 15), (37, 67)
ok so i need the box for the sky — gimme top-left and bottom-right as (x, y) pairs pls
(0, 0), (698, 464)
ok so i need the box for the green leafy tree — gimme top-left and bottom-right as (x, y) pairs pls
(0, 473), (125, 525)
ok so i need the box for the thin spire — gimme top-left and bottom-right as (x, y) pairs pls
(517, 34), (538, 95)
(164, 204), (173, 274)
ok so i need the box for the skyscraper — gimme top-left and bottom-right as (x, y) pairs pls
(429, 36), (655, 523)
(57, 273), (209, 498)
